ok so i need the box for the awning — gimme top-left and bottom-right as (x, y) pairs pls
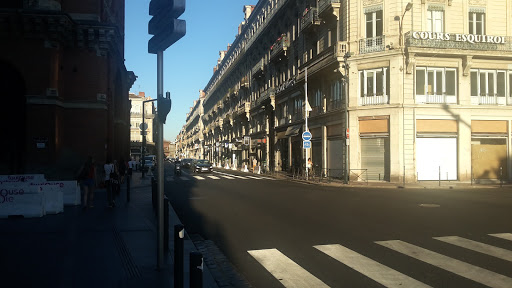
(285, 124), (302, 137)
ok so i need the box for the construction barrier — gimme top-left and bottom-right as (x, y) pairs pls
(0, 184), (45, 218)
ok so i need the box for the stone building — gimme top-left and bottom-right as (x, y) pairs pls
(0, 0), (135, 179)
(181, 0), (512, 183)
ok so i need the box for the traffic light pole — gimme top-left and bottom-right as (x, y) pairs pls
(156, 51), (165, 269)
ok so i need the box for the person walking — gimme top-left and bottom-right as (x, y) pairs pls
(119, 157), (126, 184)
(307, 157), (313, 179)
(78, 156), (96, 209)
(104, 156), (115, 208)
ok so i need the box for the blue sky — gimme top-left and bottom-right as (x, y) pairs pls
(125, 0), (258, 142)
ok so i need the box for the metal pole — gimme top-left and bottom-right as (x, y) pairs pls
(142, 101), (146, 178)
(305, 67), (309, 181)
(343, 53), (350, 184)
(156, 50), (164, 269)
(174, 224), (184, 288)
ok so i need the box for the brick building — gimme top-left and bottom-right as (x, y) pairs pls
(0, 0), (136, 179)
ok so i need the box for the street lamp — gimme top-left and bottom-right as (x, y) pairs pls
(398, 3), (413, 48)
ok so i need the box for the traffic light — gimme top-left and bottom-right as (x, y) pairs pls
(148, 0), (186, 54)
(158, 91), (172, 124)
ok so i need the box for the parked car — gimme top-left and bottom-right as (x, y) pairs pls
(143, 159), (155, 172)
(194, 159), (213, 173)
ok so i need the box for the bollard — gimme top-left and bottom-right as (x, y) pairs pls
(190, 252), (203, 288)
(151, 177), (156, 211)
(164, 196), (169, 252)
(174, 224), (184, 288)
(126, 174), (130, 202)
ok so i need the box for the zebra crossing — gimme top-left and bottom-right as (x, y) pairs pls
(165, 171), (275, 182)
(248, 233), (512, 288)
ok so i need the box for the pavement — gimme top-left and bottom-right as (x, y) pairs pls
(0, 171), (219, 288)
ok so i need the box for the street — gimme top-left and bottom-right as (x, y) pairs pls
(164, 162), (512, 288)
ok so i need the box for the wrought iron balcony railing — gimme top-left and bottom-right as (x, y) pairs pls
(300, 7), (320, 33)
(359, 35), (386, 54)
(251, 59), (265, 78)
(327, 100), (342, 111)
(270, 35), (289, 60)
(405, 31), (512, 52)
(318, 0), (341, 16)
(471, 95), (508, 106)
(415, 94), (457, 105)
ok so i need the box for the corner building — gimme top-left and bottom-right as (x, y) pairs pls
(188, 0), (512, 183)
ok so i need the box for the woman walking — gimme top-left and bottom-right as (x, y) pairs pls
(79, 156), (96, 209)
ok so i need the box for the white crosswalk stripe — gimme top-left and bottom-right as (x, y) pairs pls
(315, 244), (430, 288)
(219, 175), (235, 179)
(248, 249), (329, 288)
(246, 176), (263, 179)
(193, 176), (205, 180)
(248, 233), (512, 288)
(232, 175), (249, 179)
(490, 233), (512, 241)
(376, 240), (512, 288)
(207, 175), (220, 180)
(434, 236), (512, 262)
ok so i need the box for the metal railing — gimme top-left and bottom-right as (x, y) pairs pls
(360, 95), (389, 106)
(300, 7), (320, 32)
(318, 0), (341, 15)
(359, 35), (386, 54)
(327, 100), (342, 111)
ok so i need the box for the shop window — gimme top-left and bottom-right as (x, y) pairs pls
(359, 67), (389, 105)
(415, 67), (457, 104)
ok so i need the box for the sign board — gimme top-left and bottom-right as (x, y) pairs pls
(139, 123), (148, 130)
(302, 131), (312, 141)
(140, 131), (147, 136)
(303, 140), (311, 149)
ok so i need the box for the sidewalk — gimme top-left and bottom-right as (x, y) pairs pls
(216, 166), (512, 190)
(0, 171), (219, 288)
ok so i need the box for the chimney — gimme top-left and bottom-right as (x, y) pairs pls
(243, 5), (255, 21)
(138, 91), (145, 98)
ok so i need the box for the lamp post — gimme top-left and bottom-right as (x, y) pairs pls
(399, 2), (412, 185)
(342, 52), (350, 184)
(398, 2), (413, 48)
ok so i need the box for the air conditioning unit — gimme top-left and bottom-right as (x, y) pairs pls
(46, 88), (58, 97)
(97, 93), (107, 101)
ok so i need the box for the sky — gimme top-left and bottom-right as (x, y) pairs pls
(125, 0), (259, 142)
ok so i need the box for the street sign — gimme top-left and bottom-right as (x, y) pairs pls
(302, 131), (312, 141)
(139, 123), (148, 130)
(140, 131), (147, 136)
(303, 140), (311, 149)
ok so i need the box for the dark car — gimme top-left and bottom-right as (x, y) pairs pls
(181, 158), (194, 168)
(194, 159), (213, 173)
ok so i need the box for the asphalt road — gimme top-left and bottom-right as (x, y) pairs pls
(164, 162), (512, 288)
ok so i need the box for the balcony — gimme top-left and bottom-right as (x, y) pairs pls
(270, 35), (289, 61)
(416, 94), (457, 105)
(300, 7), (320, 33)
(240, 76), (249, 87)
(251, 59), (265, 79)
(291, 111), (304, 122)
(318, 0), (341, 17)
(360, 95), (389, 106)
(255, 87), (275, 107)
(309, 106), (324, 117)
(471, 95), (508, 106)
(359, 35), (385, 54)
(277, 117), (288, 126)
(405, 31), (512, 52)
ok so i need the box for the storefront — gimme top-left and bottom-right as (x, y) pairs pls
(359, 118), (390, 181)
(416, 119), (458, 181)
(471, 120), (508, 181)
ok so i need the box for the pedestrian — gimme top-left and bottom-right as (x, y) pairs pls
(253, 158), (257, 173)
(104, 156), (115, 208)
(128, 157), (136, 175)
(78, 156), (96, 209)
(111, 160), (121, 198)
(307, 158), (313, 177)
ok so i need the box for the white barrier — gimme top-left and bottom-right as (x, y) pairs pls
(0, 184), (45, 218)
(37, 185), (64, 214)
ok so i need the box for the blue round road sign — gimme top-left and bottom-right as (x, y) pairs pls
(302, 131), (312, 141)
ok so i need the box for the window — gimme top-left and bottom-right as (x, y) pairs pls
(365, 8), (382, 38)
(293, 97), (303, 115)
(427, 7), (444, 33)
(470, 70), (506, 97)
(359, 68), (389, 105)
(415, 67), (457, 104)
(469, 11), (485, 35)
(313, 89), (322, 107)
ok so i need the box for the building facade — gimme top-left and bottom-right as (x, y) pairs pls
(129, 92), (156, 161)
(180, 0), (512, 183)
(0, 0), (136, 179)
